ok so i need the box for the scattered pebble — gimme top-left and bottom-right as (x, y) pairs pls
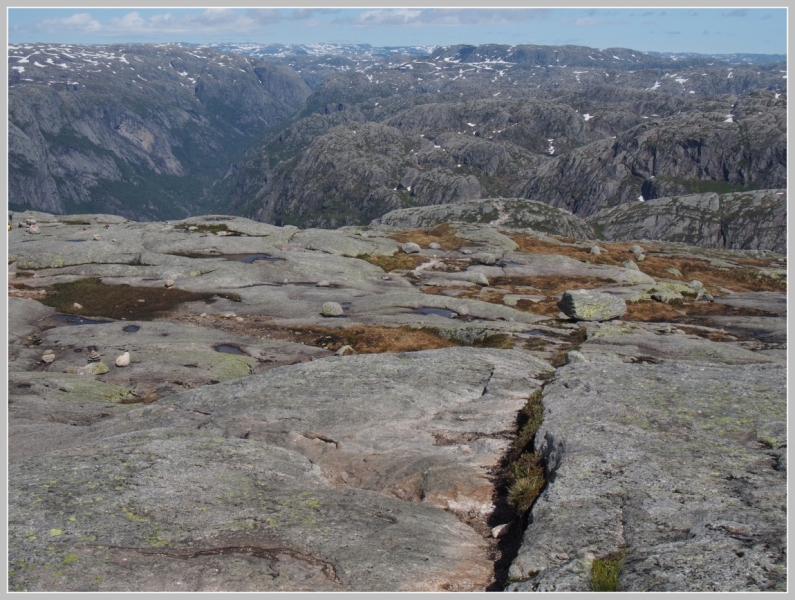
(429, 242), (441, 250)
(316, 280), (331, 287)
(335, 345), (357, 356)
(491, 523), (511, 538)
(222, 312), (237, 319)
(42, 350), (55, 364)
(199, 313), (207, 318)
(137, 299), (145, 303)
(93, 234), (101, 241)
(88, 350), (101, 362)
(112, 238), (117, 243)
(467, 272), (489, 286)
(28, 224), (40, 234)
(115, 352), (130, 367)
(590, 245), (601, 256)
(235, 317), (244, 322)
(73, 303), (83, 310)
(164, 279), (174, 288)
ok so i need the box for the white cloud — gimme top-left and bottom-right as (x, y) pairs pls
(574, 17), (606, 27)
(353, 9), (548, 28)
(36, 13), (102, 34)
(104, 9), (258, 36)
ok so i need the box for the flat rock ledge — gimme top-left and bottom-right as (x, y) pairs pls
(507, 361), (786, 592)
(9, 347), (551, 592)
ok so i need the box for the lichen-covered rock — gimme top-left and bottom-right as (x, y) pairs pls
(508, 362), (786, 592)
(651, 290), (684, 303)
(321, 302), (344, 317)
(558, 290), (626, 321)
(401, 242), (421, 254)
(467, 272), (489, 286)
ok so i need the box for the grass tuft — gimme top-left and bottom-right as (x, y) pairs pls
(591, 551), (627, 592)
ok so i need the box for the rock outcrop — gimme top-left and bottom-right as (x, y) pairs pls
(589, 189), (787, 254)
(7, 211), (786, 592)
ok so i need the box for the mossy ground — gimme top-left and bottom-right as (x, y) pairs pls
(40, 277), (241, 321)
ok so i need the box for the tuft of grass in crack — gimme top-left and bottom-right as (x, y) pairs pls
(591, 550), (627, 592)
(505, 390), (546, 514)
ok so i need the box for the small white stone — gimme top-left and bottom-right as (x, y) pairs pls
(73, 302), (83, 310)
(316, 280), (331, 287)
(491, 523), (511, 538)
(164, 279), (174, 288)
(115, 352), (130, 367)
(199, 313), (207, 318)
(223, 312), (236, 318)
(235, 317), (244, 322)
(93, 234), (101, 240)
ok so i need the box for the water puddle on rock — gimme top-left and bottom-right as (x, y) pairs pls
(122, 325), (140, 333)
(224, 254), (285, 264)
(65, 239), (86, 243)
(55, 314), (110, 326)
(214, 344), (248, 355)
(417, 306), (458, 318)
(500, 261), (522, 267)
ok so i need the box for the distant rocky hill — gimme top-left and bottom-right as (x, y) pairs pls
(589, 189), (787, 254)
(7, 42), (787, 248)
(8, 43), (310, 220)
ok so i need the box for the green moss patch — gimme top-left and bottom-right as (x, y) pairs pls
(591, 550), (627, 592)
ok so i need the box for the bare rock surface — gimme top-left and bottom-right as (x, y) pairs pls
(508, 334), (786, 591)
(7, 210), (786, 592)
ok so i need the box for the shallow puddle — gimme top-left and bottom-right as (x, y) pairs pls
(214, 344), (248, 355)
(224, 254), (284, 263)
(417, 307), (458, 318)
(122, 325), (140, 333)
(55, 314), (110, 326)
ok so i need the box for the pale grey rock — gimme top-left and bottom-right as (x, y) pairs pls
(558, 290), (626, 321)
(629, 244), (645, 255)
(115, 352), (131, 367)
(622, 260), (639, 270)
(565, 350), (587, 364)
(589, 245), (601, 256)
(429, 242), (441, 250)
(688, 279), (703, 291)
(321, 302), (344, 317)
(508, 362), (786, 591)
(335, 345), (357, 356)
(401, 242), (421, 254)
(651, 290), (683, 303)
(467, 272), (489, 286)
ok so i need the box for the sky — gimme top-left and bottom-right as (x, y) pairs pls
(6, 7), (788, 55)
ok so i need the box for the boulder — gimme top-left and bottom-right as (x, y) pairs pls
(467, 272), (489, 286)
(429, 242), (441, 250)
(558, 290), (626, 321)
(115, 352), (131, 367)
(651, 290), (683, 303)
(321, 302), (344, 317)
(401, 242), (421, 254)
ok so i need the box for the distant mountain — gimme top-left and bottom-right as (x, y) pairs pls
(7, 42), (787, 238)
(8, 43), (310, 220)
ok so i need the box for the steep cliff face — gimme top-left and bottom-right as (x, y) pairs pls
(8, 44), (310, 220)
(589, 189), (787, 254)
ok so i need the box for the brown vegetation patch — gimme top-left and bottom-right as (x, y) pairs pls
(676, 326), (742, 342)
(389, 222), (467, 250)
(266, 324), (455, 354)
(635, 256), (785, 292)
(360, 253), (430, 272)
(623, 298), (778, 323)
(507, 234), (660, 268)
(492, 275), (618, 295)
(39, 277), (241, 321)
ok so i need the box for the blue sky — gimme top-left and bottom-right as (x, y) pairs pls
(7, 8), (787, 55)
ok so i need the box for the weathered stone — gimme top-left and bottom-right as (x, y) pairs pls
(401, 242), (421, 254)
(321, 302), (344, 317)
(590, 245), (601, 256)
(429, 242), (441, 250)
(635, 253), (645, 262)
(316, 280), (331, 287)
(508, 362), (786, 592)
(558, 290), (626, 321)
(565, 350), (587, 364)
(28, 224), (40, 234)
(688, 279), (704, 291)
(164, 279), (174, 288)
(115, 352), (131, 367)
(629, 244), (645, 255)
(622, 260), (639, 270)
(467, 272), (489, 286)
(651, 290), (683, 303)
(666, 267), (683, 277)
(335, 345), (357, 356)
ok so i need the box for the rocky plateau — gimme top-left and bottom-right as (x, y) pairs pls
(7, 205), (787, 592)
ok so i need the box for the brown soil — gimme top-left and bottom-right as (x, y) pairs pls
(389, 223), (469, 251)
(360, 253), (430, 272)
(173, 314), (456, 354)
(38, 277), (242, 321)
(491, 275), (618, 295)
(635, 256), (785, 293)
